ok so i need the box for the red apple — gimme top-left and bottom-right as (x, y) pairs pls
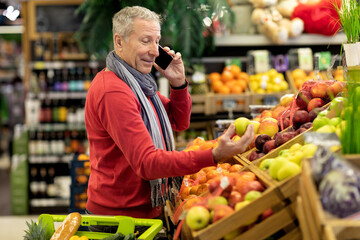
(254, 134), (272, 151)
(261, 208), (273, 221)
(262, 140), (276, 154)
(209, 176), (233, 198)
(212, 205), (234, 223)
(307, 98), (326, 112)
(292, 110), (310, 129)
(327, 81), (346, 99)
(296, 90), (312, 110)
(310, 82), (328, 98)
(228, 190), (243, 208)
(236, 180), (264, 198)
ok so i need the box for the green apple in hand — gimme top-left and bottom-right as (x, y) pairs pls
(186, 206), (210, 230)
(234, 117), (250, 136)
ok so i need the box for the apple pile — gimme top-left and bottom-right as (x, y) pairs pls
(183, 173), (270, 232)
(258, 142), (318, 181)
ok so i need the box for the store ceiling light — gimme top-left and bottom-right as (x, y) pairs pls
(3, 6), (20, 21)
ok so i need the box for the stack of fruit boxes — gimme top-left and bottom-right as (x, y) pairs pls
(181, 153), (302, 240)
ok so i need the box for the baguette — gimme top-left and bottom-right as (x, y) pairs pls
(50, 212), (82, 240)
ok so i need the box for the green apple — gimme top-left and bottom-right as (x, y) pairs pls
(287, 151), (305, 166)
(313, 116), (330, 131)
(235, 200), (250, 211)
(278, 149), (289, 157)
(207, 196), (228, 210)
(318, 109), (329, 117)
(234, 117), (250, 136)
(301, 143), (318, 158)
(316, 125), (336, 133)
(249, 120), (260, 134)
(259, 158), (274, 171)
(244, 190), (262, 201)
(288, 143), (303, 153)
(277, 162), (301, 181)
(224, 228), (241, 240)
(329, 117), (342, 127)
(186, 206), (210, 230)
(269, 157), (288, 180)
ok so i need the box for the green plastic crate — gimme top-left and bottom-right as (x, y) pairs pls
(39, 214), (163, 240)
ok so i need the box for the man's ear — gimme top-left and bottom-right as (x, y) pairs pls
(114, 33), (123, 50)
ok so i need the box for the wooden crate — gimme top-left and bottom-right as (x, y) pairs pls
(299, 156), (360, 240)
(181, 166), (301, 240)
(206, 91), (251, 115)
(241, 128), (309, 165)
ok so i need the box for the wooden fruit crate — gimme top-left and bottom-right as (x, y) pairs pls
(241, 127), (309, 165)
(181, 165), (301, 240)
(206, 91), (251, 115)
(299, 156), (360, 240)
(191, 93), (212, 115)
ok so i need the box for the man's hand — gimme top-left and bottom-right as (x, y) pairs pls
(153, 46), (186, 87)
(212, 124), (255, 163)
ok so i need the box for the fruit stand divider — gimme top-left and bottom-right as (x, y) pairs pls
(299, 156), (360, 240)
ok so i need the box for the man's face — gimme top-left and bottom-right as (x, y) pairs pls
(117, 18), (161, 74)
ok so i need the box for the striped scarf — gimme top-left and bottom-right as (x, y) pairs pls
(106, 51), (181, 208)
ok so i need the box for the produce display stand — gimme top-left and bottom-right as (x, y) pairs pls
(180, 154), (301, 240)
(38, 214), (163, 240)
(298, 156), (360, 240)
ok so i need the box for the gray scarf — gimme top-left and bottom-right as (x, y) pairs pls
(106, 51), (180, 207)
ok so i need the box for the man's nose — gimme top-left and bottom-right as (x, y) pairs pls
(150, 43), (159, 57)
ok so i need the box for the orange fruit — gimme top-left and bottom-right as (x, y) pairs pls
(217, 85), (230, 94)
(229, 65), (241, 78)
(291, 69), (307, 79)
(231, 84), (243, 94)
(221, 70), (234, 83)
(225, 80), (237, 89)
(237, 79), (247, 90)
(209, 72), (221, 82)
(238, 72), (249, 82)
(211, 79), (223, 92)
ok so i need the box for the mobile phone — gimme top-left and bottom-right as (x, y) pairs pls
(155, 45), (173, 70)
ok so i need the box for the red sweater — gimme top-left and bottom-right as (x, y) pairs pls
(85, 70), (215, 218)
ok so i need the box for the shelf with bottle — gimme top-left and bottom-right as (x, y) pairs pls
(29, 164), (71, 209)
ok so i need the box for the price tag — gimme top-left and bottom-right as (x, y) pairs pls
(263, 95), (279, 105)
(298, 48), (313, 71)
(315, 51), (332, 70)
(222, 99), (237, 109)
(254, 50), (270, 73)
(272, 54), (289, 73)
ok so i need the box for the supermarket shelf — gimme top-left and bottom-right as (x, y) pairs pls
(215, 33), (347, 47)
(0, 25), (23, 34)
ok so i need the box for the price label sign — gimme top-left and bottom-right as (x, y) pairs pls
(254, 50), (270, 74)
(263, 95), (279, 105)
(298, 48), (313, 71)
(222, 99), (237, 109)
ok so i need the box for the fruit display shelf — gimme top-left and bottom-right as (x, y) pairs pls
(206, 90), (251, 115)
(298, 156), (360, 240)
(180, 157), (301, 240)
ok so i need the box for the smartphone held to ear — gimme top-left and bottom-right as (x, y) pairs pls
(155, 45), (173, 70)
